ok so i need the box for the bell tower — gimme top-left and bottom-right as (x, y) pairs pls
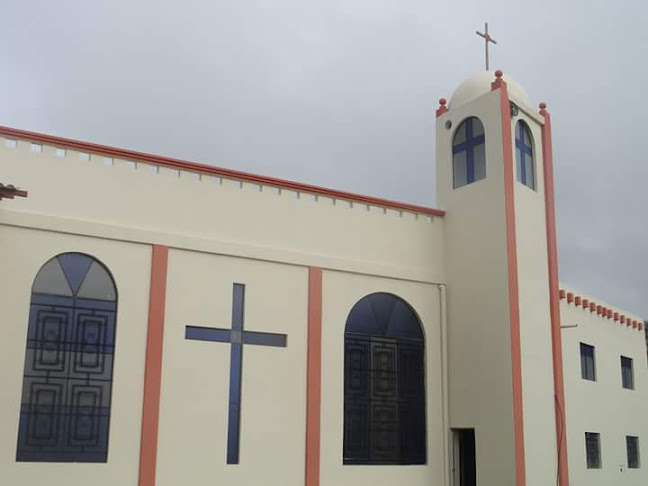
(435, 70), (568, 486)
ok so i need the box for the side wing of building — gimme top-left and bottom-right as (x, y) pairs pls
(560, 289), (647, 485)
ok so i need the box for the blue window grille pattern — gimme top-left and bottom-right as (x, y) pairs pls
(453, 117), (486, 188)
(185, 283), (287, 465)
(16, 253), (117, 463)
(515, 121), (535, 189)
(343, 293), (426, 465)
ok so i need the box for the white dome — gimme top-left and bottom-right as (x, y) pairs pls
(449, 70), (532, 110)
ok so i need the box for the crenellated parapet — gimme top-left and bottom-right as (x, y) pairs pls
(0, 125), (443, 222)
(559, 287), (644, 332)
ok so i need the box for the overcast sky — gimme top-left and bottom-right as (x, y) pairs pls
(2, 0), (646, 317)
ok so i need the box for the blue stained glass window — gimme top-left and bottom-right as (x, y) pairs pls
(343, 293), (426, 465)
(515, 121), (535, 189)
(453, 117), (486, 189)
(16, 253), (118, 463)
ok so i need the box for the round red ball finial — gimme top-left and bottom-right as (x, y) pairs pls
(539, 102), (547, 110)
(439, 98), (447, 106)
(494, 70), (503, 78)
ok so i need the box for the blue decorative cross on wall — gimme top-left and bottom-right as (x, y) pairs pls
(185, 283), (287, 464)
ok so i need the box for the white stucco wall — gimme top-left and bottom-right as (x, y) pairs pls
(155, 249), (308, 486)
(0, 137), (444, 284)
(0, 132), (447, 485)
(561, 292), (648, 486)
(320, 270), (445, 486)
(512, 110), (558, 486)
(437, 89), (518, 485)
(0, 226), (151, 486)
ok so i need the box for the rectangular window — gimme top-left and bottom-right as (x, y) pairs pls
(627, 436), (640, 469)
(626, 435), (639, 469)
(580, 343), (596, 381)
(621, 356), (634, 390)
(585, 432), (601, 469)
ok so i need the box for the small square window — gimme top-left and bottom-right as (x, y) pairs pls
(30, 143), (42, 153)
(55, 148), (66, 157)
(627, 436), (640, 469)
(4, 138), (17, 148)
(580, 343), (596, 381)
(585, 432), (601, 469)
(621, 356), (634, 390)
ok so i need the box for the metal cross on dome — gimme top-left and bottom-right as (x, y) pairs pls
(476, 22), (497, 71)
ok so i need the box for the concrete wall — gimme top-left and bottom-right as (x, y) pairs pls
(0, 225), (151, 486)
(437, 89), (518, 485)
(512, 109), (558, 486)
(437, 86), (561, 485)
(156, 249), (308, 486)
(320, 270), (444, 486)
(0, 136), (444, 284)
(0, 133), (447, 485)
(561, 292), (648, 486)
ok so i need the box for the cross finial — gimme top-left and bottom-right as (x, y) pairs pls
(476, 22), (497, 71)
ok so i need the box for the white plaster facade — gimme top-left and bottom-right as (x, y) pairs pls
(560, 290), (647, 486)
(0, 71), (645, 486)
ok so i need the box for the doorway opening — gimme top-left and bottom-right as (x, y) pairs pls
(452, 428), (476, 486)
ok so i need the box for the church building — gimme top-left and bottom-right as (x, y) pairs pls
(1, 70), (646, 486)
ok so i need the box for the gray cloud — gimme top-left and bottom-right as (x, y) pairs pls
(2, 0), (646, 316)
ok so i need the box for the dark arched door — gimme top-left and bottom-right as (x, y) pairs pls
(343, 293), (426, 465)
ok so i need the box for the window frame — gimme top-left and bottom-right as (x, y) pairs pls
(585, 432), (602, 469)
(452, 116), (486, 189)
(621, 356), (635, 390)
(16, 252), (118, 463)
(343, 292), (427, 466)
(514, 120), (536, 190)
(627, 435), (640, 469)
(580, 342), (597, 381)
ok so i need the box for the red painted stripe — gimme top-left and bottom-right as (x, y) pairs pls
(0, 125), (444, 217)
(492, 73), (526, 486)
(305, 267), (323, 486)
(539, 104), (569, 486)
(139, 245), (169, 486)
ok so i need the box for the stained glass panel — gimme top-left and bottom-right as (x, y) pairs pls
(453, 117), (486, 189)
(17, 253), (117, 463)
(343, 293), (426, 465)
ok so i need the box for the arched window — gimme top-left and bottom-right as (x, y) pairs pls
(515, 121), (535, 189)
(343, 293), (426, 465)
(453, 116), (486, 188)
(16, 253), (117, 462)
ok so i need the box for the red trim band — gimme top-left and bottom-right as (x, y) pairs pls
(305, 267), (323, 486)
(492, 74), (527, 486)
(0, 125), (444, 217)
(539, 104), (569, 486)
(139, 245), (169, 486)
